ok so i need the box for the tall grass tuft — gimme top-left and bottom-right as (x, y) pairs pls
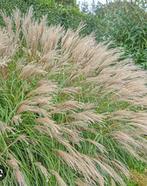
(0, 8), (147, 186)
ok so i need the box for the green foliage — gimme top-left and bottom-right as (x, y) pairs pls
(55, 0), (76, 6)
(94, 1), (147, 67)
(0, 0), (85, 29)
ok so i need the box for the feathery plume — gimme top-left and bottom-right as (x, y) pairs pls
(51, 170), (67, 186)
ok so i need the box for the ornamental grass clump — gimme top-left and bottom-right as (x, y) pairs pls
(0, 8), (147, 186)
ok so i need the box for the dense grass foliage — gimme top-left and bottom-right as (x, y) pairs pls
(0, 1), (147, 185)
(0, 8), (147, 186)
(94, 2), (147, 68)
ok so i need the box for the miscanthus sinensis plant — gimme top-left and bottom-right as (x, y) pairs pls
(0, 8), (147, 186)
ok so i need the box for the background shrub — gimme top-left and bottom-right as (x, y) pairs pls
(93, 1), (147, 68)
